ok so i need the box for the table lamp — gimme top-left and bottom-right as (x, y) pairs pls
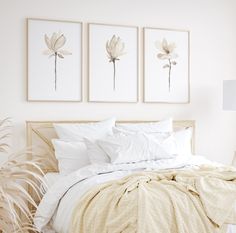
(223, 80), (236, 111)
(223, 80), (236, 166)
(232, 155), (236, 167)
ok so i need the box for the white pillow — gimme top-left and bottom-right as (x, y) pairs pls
(54, 117), (116, 141)
(114, 124), (193, 157)
(52, 139), (90, 175)
(84, 138), (110, 164)
(112, 126), (169, 142)
(97, 132), (176, 164)
(116, 118), (172, 133)
(173, 128), (192, 156)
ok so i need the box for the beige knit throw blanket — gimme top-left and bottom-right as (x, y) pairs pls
(70, 167), (236, 233)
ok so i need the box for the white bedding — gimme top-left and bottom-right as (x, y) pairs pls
(34, 155), (236, 233)
(40, 172), (62, 194)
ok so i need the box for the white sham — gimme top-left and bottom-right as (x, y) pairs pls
(116, 118), (173, 133)
(52, 139), (90, 175)
(98, 132), (176, 164)
(84, 138), (110, 164)
(54, 117), (116, 141)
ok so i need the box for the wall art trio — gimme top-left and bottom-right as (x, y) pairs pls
(27, 19), (189, 103)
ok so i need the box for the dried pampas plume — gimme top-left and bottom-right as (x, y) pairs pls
(0, 118), (55, 233)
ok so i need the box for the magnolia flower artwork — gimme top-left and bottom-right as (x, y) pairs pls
(106, 35), (126, 90)
(28, 19), (82, 101)
(155, 38), (178, 91)
(144, 28), (189, 103)
(43, 32), (72, 91)
(89, 23), (138, 102)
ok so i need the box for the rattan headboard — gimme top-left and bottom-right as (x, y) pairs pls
(26, 120), (195, 172)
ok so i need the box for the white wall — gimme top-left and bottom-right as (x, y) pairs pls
(0, 0), (236, 164)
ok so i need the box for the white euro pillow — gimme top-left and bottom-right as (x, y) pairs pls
(97, 132), (176, 164)
(53, 117), (116, 141)
(52, 139), (90, 175)
(116, 118), (173, 133)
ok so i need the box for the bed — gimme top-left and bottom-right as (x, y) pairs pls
(26, 118), (236, 233)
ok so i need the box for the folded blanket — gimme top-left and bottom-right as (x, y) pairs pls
(70, 167), (236, 233)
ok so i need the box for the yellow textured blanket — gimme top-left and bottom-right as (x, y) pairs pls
(70, 167), (236, 233)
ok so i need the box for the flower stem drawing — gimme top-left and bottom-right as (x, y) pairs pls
(112, 60), (116, 90)
(106, 35), (126, 91)
(155, 38), (178, 92)
(54, 52), (57, 90)
(43, 32), (72, 91)
(168, 59), (171, 91)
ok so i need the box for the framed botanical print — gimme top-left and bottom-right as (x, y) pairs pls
(144, 27), (190, 103)
(27, 18), (82, 101)
(88, 23), (138, 102)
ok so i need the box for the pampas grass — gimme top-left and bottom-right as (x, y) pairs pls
(0, 119), (54, 233)
(0, 118), (11, 153)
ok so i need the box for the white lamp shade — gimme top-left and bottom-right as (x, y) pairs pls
(223, 80), (236, 111)
(232, 153), (236, 167)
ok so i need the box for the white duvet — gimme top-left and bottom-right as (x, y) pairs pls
(34, 155), (236, 233)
